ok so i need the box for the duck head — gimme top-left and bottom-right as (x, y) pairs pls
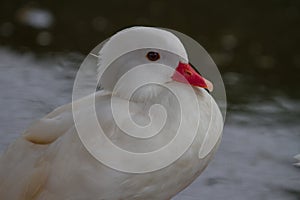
(97, 26), (212, 101)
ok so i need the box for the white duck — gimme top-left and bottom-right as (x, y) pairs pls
(0, 26), (223, 200)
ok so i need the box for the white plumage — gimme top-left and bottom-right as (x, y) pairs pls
(0, 27), (223, 200)
(294, 154), (300, 167)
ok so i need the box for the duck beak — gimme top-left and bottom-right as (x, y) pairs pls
(171, 62), (213, 92)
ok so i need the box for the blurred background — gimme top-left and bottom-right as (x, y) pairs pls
(0, 0), (299, 199)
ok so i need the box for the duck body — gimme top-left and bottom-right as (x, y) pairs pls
(0, 85), (222, 200)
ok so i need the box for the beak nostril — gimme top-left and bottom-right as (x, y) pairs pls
(184, 70), (192, 76)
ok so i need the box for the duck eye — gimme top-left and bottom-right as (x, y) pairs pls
(146, 51), (160, 61)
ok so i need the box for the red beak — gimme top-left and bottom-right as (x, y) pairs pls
(171, 62), (213, 92)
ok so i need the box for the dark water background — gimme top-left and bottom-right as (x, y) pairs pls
(0, 0), (299, 199)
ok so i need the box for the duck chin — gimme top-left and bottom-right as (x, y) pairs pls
(114, 84), (166, 103)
